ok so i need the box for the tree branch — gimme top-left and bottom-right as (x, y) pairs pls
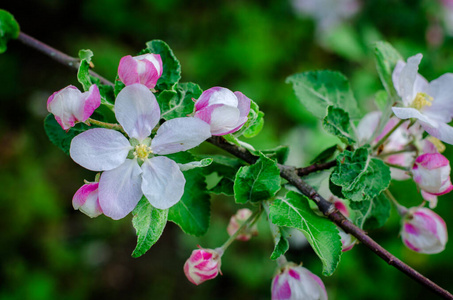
(17, 32), (452, 299)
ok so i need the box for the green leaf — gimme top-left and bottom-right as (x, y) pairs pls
(256, 145), (289, 164)
(373, 41), (402, 101)
(234, 154), (281, 204)
(350, 193), (391, 230)
(178, 158), (213, 171)
(322, 106), (355, 145)
(235, 99), (264, 138)
(331, 147), (391, 201)
(310, 145), (338, 164)
(114, 76), (126, 97)
(205, 155), (245, 196)
(77, 49), (94, 91)
(131, 197), (168, 258)
(270, 192), (342, 276)
(0, 10), (20, 54)
(374, 90), (389, 112)
(286, 70), (360, 120)
(168, 168), (210, 236)
(270, 225), (289, 260)
(157, 82), (202, 120)
(44, 114), (92, 155)
(90, 76), (115, 105)
(144, 40), (181, 91)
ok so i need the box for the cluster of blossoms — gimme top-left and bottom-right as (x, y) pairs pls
(47, 53), (252, 219)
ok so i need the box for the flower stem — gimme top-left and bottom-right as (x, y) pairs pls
(219, 207), (262, 252)
(385, 162), (410, 171)
(87, 118), (125, 133)
(377, 145), (417, 158)
(384, 189), (408, 216)
(373, 119), (406, 151)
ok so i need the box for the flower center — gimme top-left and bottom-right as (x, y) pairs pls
(134, 144), (153, 161)
(411, 92), (433, 110)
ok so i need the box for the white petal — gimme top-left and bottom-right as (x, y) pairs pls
(392, 107), (436, 125)
(393, 54), (424, 105)
(426, 73), (453, 123)
(115, 84), (160, 141)
(98, 159), (143, 220)
(70, 128), (131, 171)
(208, 88), (238, 106)
(141, 156), (185, 209)
(420, 121), (453, 145)
(151, 117), (211, 155)
(356, 111), (381, 143)
(210, 105), (241, 135)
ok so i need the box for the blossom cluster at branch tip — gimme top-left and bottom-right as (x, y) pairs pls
(227, 208), (258, 241)
(47, 84), (101, 130)
(69, 84), (211, 220)
(184, 247), (223, 285)
(118, 53), (163, 89)
(72, 181), (102, 218)
(271, 262), (327, 300)
(194, 87), (251, 136)
(401, 207), (448, 254)
(392, 53), (453, 145)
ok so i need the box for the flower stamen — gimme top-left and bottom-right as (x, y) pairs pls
(134, 144), (153, 161)
(411, 92), (433, 110)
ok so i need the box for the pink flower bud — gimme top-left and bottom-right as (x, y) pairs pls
(401, 207), (447, 254)
(227, 208), (258, 241)
(184, 247), (223, 285)
(194, 87), (251, 136)
(72, 182), (102, 218)
(411, 153), (453, 195)
(421, 190), (438, 209)
(118, 54), (163, 89)
(338, 227), (356, 252)
(47, 85), (101, 130)
(333, 199), (349, 217)
(272, 263), (327, 300)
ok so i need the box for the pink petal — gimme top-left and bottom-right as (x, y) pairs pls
(118, 55), (140, 86)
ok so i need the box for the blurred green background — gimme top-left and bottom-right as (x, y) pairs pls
(1, 0), (453, 299)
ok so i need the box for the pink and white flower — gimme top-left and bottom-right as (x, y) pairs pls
(392, 54), (453, 144)
(118, 54), (163, 89)
(272, 263), (327, 300)
(184, 247), (223, 285)
(47, 84), (101, 130)
(227, 208), (258, 241)
(194, 87), (251, 136)
(401, 207), (447, 254)
(70, 84), (211, 220)
(72, 182), (102, 218)
(338, 227), (356, 252)
(411, 153), (453, 195)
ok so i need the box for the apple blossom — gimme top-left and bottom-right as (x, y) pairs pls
(72, 182), (102, 218)
(392, 53), (453, 144)
(118, 53), (163, 89)
(271, 262), (327, 300)
(184, 247), (223, 285)
(227, 208), (258, 241)
(411, 153), (453, 195)
(47, 84), (101, 130)
(70, 84), (211, 220)
(401, 207), (447, 254)
(194, 87), (251, 136)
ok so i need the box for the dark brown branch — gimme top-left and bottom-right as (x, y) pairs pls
(296, 160), (337, 176)
(17, 32), (452, 299)
(17, 32), (114, 87)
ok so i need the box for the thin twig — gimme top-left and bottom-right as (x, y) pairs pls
(17, 32), (453, 299)
(296, 160), (337, 176)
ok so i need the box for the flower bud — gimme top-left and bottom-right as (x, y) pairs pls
(401, 207), (447, 254)
(272, 263), (327, 300)
(194, 87), (251, 136)
(72, 182), (102, 218)
(338, 227), (356, 252)
(47, 85), (101, 130)
(184, 247), (223, 285)
(421, 190), (438, 209)
(411, 153), (453, 195)
(227, 208), (258, 241)
(118, 54), (163, 89)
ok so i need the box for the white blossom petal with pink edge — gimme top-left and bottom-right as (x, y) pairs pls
(70, 128), (132, 171)
(115, 84), (160, 141)
(141, 156), (185, 209)
(426, 73), (453, 123)
(98, 159), (143, 220)
(392, 54), (427, 106)
(72, 182), (102, 218)
(209, 105), (241, 135)
(419, 119), (453, 145)
(151, 117), (211, 155)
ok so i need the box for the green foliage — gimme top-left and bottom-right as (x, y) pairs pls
(269, 226), (289, 260)
(178, 157), (213, 171)
(144, 40), (181, 91)
(310, 145), (338, 164)
(234, 154), (281, 204)
(168, 168), (211, 236)
(374, 90), (389, 112)
(0, 10), (19, 54)
(114, 76), (126, 97)
(157, 82), (202, 120)
(235, 99), (265, 138)
(131, 197), (168, 258)
(270, 192), (342, 276)
(43, 114), (91, 155)
(331, 147), (391, 201)
(322, 106), (355, 145)
(254, 145), (289, 164)
(286, 70), (360, 120)
(350, 193), (391, 230)
(77, 49), (94, 91)
(206, 155), (245, 196)
(373, 41), (403, 101)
